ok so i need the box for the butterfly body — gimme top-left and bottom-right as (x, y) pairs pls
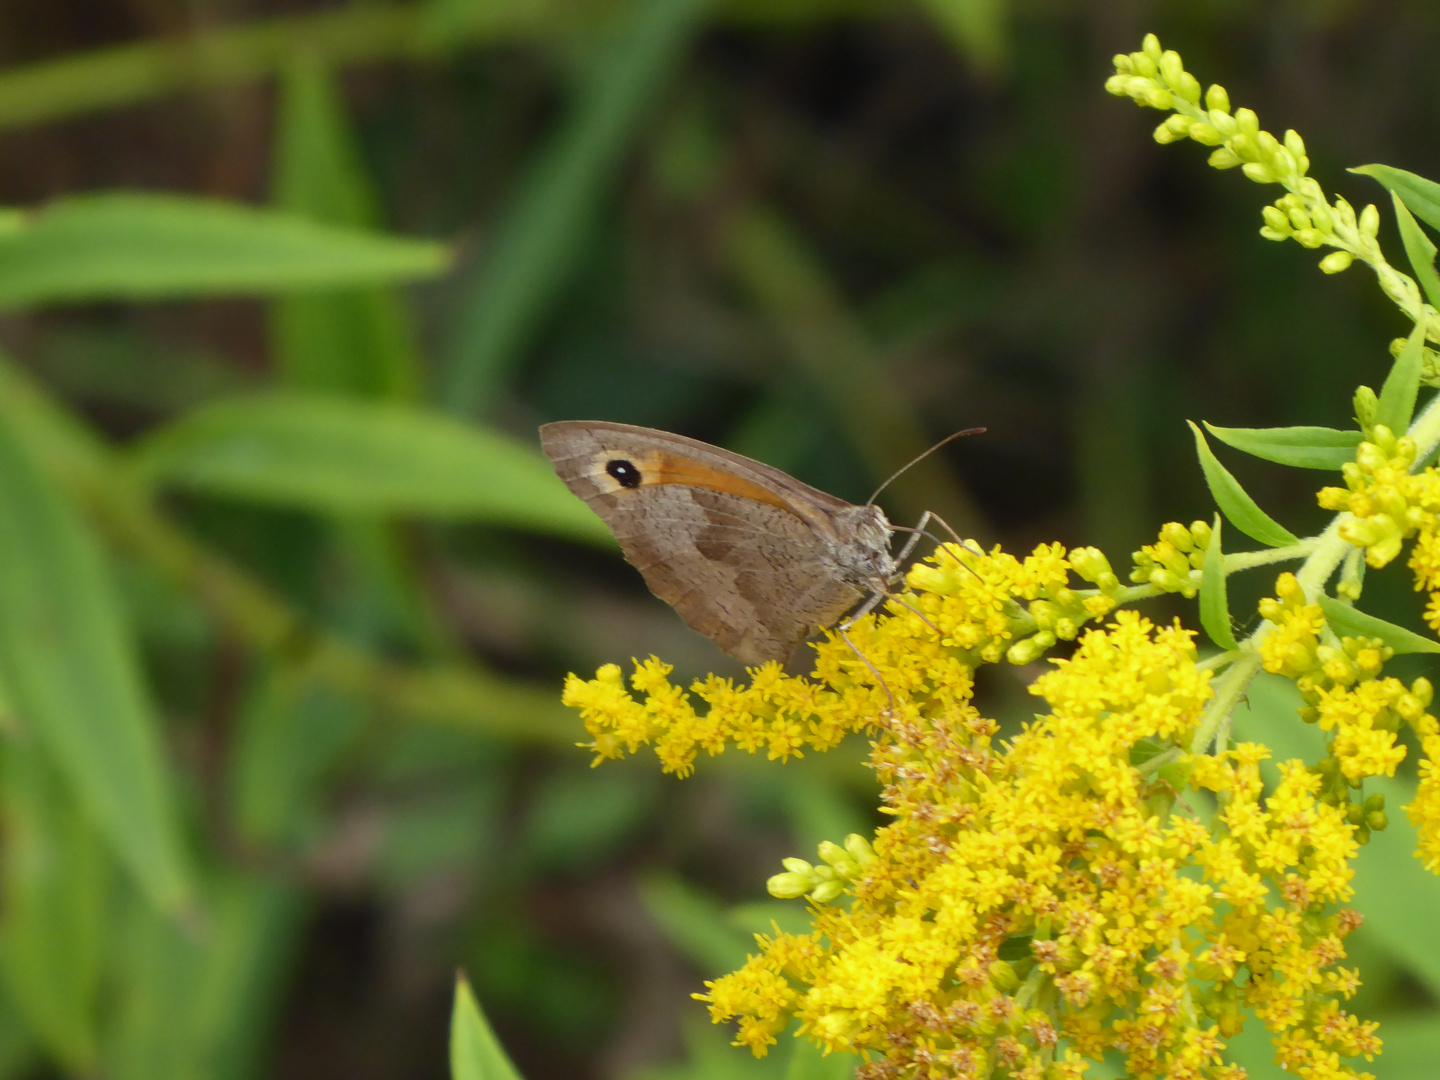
(540, 421), (896, 664)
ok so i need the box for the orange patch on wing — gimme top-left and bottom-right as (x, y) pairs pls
(586, 448), (799, 515)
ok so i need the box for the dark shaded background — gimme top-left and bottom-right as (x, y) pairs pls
(1, 2), (1438, 1078)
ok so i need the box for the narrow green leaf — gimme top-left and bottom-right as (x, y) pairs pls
(0, 421), (192, 911)
(1352, 164), (1440, 232)
(1203, 423), (1361, 470)
(129, 394), (612, 543)
(639, 874), (753, 976)
(1315, 594), (1440, 655)
(1187, 421), (1298, 547)
(1376, 318), (1425, 436)
(1391, 190), (1440, 312)
(443, 0), (710, 413)
(107, 869), (304, 1080)
(1198, 515), (1238, 651)
(0, 742), (106, 1073)
(0, 193), (449, 308)
(229, 671), (364, 848)
(270, 58), (419, 400)
(450, 975), (524, 1080)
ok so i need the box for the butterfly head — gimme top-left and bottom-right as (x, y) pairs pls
(829, 504), (898, 591)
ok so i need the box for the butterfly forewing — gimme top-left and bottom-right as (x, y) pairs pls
(540, 422), (872, 663)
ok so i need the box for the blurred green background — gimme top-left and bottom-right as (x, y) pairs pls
(0, 1), (1439, 1078)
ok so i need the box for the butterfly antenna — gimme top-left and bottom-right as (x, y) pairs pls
(865, 428), (986, 507)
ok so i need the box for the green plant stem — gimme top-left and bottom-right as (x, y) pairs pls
(0, 357), (575, 741)
(1189, 649), (1261, 755)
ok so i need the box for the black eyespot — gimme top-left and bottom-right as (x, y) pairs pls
(606, 458), (642, 488)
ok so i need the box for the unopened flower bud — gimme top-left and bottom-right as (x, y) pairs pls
(1242, 162), (1275, 185)
(1319, 251), (1354, 274)
(843, 833), (876, 867)
(768, 872), (811, 899)
(1159, 50), (1185, 88)
(1205, 84), (1231, 113)
(1353, 386), (1378, 428)
(1209, 147), (1242, 170)
(1359, 203), (1381, 238)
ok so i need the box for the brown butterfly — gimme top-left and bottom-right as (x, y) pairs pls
(540, 421), (959, 665)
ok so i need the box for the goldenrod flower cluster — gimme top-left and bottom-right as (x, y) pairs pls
(556, 32), (1440, 1080)
(563, 547), (1385, 1079)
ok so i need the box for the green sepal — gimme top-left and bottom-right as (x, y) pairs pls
(1390, 190), (1440, 312)
(1316, 594), (1440, 655)
(1199, 514), (1239, 650)
(1351, 164), (1440, 232)
(1188, 421), (1299, 547)
(450, 974), (524, 1080)
(1376, 319), (1426, 436)
(1204, 422), (1362, 470)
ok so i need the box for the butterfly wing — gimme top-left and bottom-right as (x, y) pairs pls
(540, 422), (863, 663)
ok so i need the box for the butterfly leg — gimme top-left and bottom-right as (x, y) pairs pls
(837, 625), (895, 714)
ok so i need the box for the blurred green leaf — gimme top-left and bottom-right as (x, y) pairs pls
(1368, 1014), (1440, 1073)
(635, 1015), (787, 1080)
(0, 421), (192, 911)
(0, 741), (107, 1073)
(451, 975), (525, 1080)
(1198, 515), (1238, 651)
(1352, 163), (1440, 232)
(107, 871), (304, 1080)
(1187, 421), (1298, 547)
(1391, 191), (1440, 312)
(1202, 423), (1361, 470)
(784, 1038), (855, 1080)
(0, 194), (449, 308)
(913, 0), (1006, 69)
(270, 58), (420, 400)
(229, 672), (365, 849)
(640, 874), (754, 975)
(518, 762), (653, 874)
(130, 393), (612, 542)
(1376, 319), (1425, 436)
(1315, 595), (1440, 655)
(443, 0), (710, 412)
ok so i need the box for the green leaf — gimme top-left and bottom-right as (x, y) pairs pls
(1315, 594), (1440, 655)
(129, 394), (612, 543)
(1203, 423), (1361, 470)
(1198, 515), (1238, 651)
(639, 874), (753, 976)
(0, 742), (107, 1073)
(450, 974), (524, 1080)
(1376, 318), (1426, 436)
(229, 671), (363, 848)
(1391, 190), (1440, 312)
(270, 59), (419, 400)
(784, 1037), (855, 1080)
(107, 869), (304, 1080)
(443, 0), (710, 412)
(1352, 163), (1440, 232)
(0, 421), (192, 911)
(1187, 421), (1298, 547)
(0, 193), (449, 308)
